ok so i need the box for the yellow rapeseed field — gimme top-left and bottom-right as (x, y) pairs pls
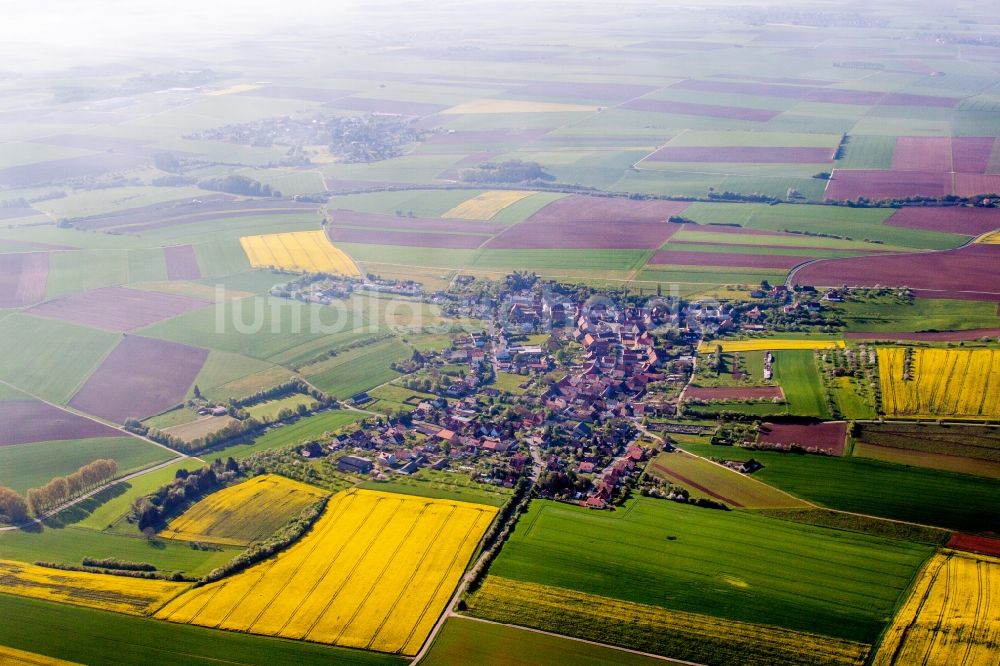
(878, 347), (1000, 419)
(872, 552), (1000, 666)
(470, 577), (870, 665)
(0, 560), (188, 616)
(240, 230), (360, 275)
(159, 474), (327, 547)
(974, 229), (1000, 244)
(699, 339), (846, 353)
(0, 645), (81, 666)
(441, 191), (535, 220)
(156, 489), (497, 655)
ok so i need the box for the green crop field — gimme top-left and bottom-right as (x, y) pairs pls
(483, 498), (930, 644)
(245, 392), (317, 421)
(0, 525), (237, 576)
(0, 437), (173, 495)
(648, 450), (808, 508)
(359, 468), (512, 507)
(424, 617), (673, 666)
(45, 249), (131, 298)
(188, 350), (279, 398)
(206, 410), (366, 461)
(772, 350), (829, 418)
(679, 440), (1000, 533)
(139, 296), (362, 361)
(0, 594), (403, 666)
(301, 339), (411, 398)
(0, 315), (120, 404)
(835, 135), (896, 169)
(75, 460), (198, 532)
(835, 296), (1000, 332)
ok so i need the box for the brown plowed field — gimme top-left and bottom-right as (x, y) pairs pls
(163, 245), (202, 280)
(0, 153), (149, 188)
(648, 146), (833, 163)
(481, 196), (688, 249)
(891, 137), (952, 172)
(0, 252), (48, 307)
(954, 174), (1000, 197)
(825, 170), (952, 200)
(756, 421), (848, 455)
(649, 250), (809, 269)
(622, 98), (780, 121)
(952, 137), (995, 174)
(885, 207), (1000, 235)
(792, 244), (1000, 300)
(525, 195), (689, 224)
(69, 336), (208, 423)
(28, 287), (211, 332)
(685, 386), (783, 401)
(0, 401), (120, 445)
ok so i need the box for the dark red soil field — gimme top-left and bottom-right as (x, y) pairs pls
(69, 336), (208, 424)
(480, 196), (689, 250)
(792, 244), (1000, 300)
(647, 146), (833, 163)
(512, 81), (657, 102)
(622, 98), (780, 122)
(824, 169), (951, 200)
(28, 286), (211, 332)
(685, 386), (784, 401)
(0, 401), (120, 446)
(756, 421), (848, 455)
(524, 195), (689, 224)
(324, 97), (448, 116)
(845, 329), (1000, 341)
(0, 252), (48, 307)
(326, 226), (487, 249)
(951, 137), (995, 174)
(329, 210), (494, 235)
(0, 153), (149, 188)
(163, 245), (202, 281)
(946, 533), (1000, 557)
(649, 250), (810, 269)
(885, 207), (1000, 236)
(954, 174), (1000, 198)
(237, 85), (352, 102)
(892, 137), (952, 172)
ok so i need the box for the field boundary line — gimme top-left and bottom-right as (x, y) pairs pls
(452, 614), (702, 665)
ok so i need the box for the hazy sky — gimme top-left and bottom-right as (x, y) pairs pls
(0, 1), (371, 70)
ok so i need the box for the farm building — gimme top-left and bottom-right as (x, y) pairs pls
(337, 455), (373, 474)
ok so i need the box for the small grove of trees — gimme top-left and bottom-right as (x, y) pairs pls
(130, 459), (239, 531)
(230, 379), (332, 409)
(0, 486), (30, 523)
(197, 174), (281, 197)
(26, 459), (118, 516)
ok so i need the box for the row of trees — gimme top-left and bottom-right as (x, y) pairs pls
(26, 459), (118, 516)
